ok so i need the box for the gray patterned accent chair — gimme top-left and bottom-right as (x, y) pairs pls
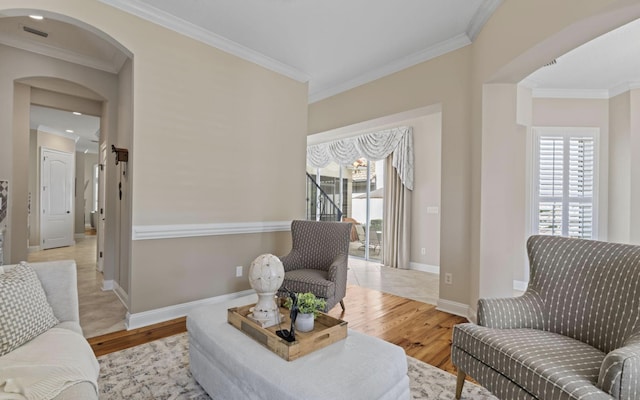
(278, 220), (352, 312)
(452, 235), (640, 400)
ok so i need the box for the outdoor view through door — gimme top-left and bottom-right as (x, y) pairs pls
(306, 158), (385, 261)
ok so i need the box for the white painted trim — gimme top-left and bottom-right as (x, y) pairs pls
(532, 88), (610, 99)
(408, 262), (439, 274)
(113, 281), (129, 309)
(97, 0), (309, 83)
(28, 246), (41, 253)
(102, 279), (114, 291)
(37, 125), (80, 143)
(513, 280), (528, 292)
(308, 104), (442, 145)
(126, 289), (255, 330)
(132, 220), (291, 240)
(309, 34), (471, 103)
(436, 299), (470, 319)
(467, 306), (478, 324)
(466, 0), (503, 41)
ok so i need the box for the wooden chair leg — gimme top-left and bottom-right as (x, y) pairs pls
(339, 300), (345, 311)
(455, 370), (466, 399)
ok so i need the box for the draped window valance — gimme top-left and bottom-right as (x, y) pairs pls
(306, 126), (414, 190)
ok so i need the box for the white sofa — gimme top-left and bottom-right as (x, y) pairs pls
(0, 260), (99, 400)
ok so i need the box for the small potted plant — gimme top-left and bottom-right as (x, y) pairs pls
(284, 292), (327, 332)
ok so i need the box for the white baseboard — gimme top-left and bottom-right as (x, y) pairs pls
(408, 262), (439, 274)
(74, 233), (85, 239)
(436, 298), (470, 320)
(125, 289), (256, 330)
(467, 306), (478, 324)
(102, 280), (114, 291)
(28, 246), (41, 253)
(513, 280), (528, 292)
(113, 281), (129, 309)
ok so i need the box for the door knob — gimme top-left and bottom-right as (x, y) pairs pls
(67, 211), (70, 214)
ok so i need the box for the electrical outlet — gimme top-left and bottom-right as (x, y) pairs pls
(444, 273), (453, 285)
(235, 266), (243, 277)
(421, 247), (426, 255)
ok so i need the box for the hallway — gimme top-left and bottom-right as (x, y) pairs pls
(28, 235), (127, 338)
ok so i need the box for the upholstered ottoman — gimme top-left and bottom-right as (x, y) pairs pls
(187, 294), (410, 400)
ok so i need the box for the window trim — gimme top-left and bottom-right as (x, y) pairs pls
(529, 127), (600, 239)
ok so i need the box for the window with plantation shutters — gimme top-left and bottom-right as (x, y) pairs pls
(532, 128), (598, 239)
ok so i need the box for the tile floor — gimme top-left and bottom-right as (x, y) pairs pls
(27, 236), (440, 338)
(28, 235), (127, 338)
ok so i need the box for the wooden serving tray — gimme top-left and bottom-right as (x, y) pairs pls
(227, 304), (348, 361)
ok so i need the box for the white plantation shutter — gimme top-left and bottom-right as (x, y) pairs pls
(533, 128), (598, 239)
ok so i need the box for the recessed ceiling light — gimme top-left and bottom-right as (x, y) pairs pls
(72, 111), (82, 116)
(66, 129), (74, 133)
(29, 15), (44, 20)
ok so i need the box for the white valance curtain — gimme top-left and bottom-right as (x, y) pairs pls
(306, 126), (414, 190)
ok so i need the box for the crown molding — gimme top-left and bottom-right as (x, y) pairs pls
(0, 33), (119, 74)
(609, 82), (640, 98)
(309, 34), (471, 103)
(98, 0), (309, 83)
(467, 0), (503, 41)
(531, 88), (610, 99)
(37, 125), (80, 143)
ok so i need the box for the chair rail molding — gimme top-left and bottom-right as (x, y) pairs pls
(132, 220), (291, 240)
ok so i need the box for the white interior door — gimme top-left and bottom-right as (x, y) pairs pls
(41, 148), (74, 250)
(97, 143), (107, 272)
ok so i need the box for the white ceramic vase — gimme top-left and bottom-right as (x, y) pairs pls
(295, 312), (314, 332)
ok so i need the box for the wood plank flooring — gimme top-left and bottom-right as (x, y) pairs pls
(90, 285), (467, 375)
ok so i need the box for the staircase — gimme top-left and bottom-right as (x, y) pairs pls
(306, 173), (342, 222)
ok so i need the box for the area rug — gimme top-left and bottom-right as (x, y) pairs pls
(98, 333), (497, 399)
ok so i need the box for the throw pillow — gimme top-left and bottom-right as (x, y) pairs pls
(0, 262), (59, 357)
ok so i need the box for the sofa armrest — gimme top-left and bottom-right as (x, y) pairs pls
(29, 260), (80, 324)
(328, 254), (348, 296)
(477, 292), (546, 329)
(599, 334), (640, 399)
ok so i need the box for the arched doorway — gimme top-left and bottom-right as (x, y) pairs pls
(0, 10), (133, 337)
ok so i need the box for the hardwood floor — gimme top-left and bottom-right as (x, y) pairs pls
(89, 285), (467, 375)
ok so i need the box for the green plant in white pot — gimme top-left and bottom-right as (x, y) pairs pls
(284, 292), (327, 332)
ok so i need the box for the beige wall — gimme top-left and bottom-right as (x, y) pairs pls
(609, 92), (631, 243)
(1, 0), (307, 314)
(309, 0), (640, 312)
(630, 90), (640, 244)
(83, 153), (98, 227)
(117, 57), (133, 297)
(310, 47), (473, 305)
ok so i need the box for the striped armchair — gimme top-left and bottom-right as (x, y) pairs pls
(452, 235), (640, 400)
(278, 220), (352, 312)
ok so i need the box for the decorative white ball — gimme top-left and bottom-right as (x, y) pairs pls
(248, 254), (285, 293)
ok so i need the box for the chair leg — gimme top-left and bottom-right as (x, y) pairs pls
(455, 370), (466, 399)
(339, 300), (345, 311)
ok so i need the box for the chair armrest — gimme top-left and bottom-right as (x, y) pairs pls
(599, 334), (640, 399)
(477, 292), (546, 329)
(29, 260), (80, 324)
(327, 254), (348, 283)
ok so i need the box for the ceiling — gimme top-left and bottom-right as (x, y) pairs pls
(3, 2), (640, 148)
(100, 0), (502, 102)
(30, 105), (100, 154)
(525, 17), (640, 98)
